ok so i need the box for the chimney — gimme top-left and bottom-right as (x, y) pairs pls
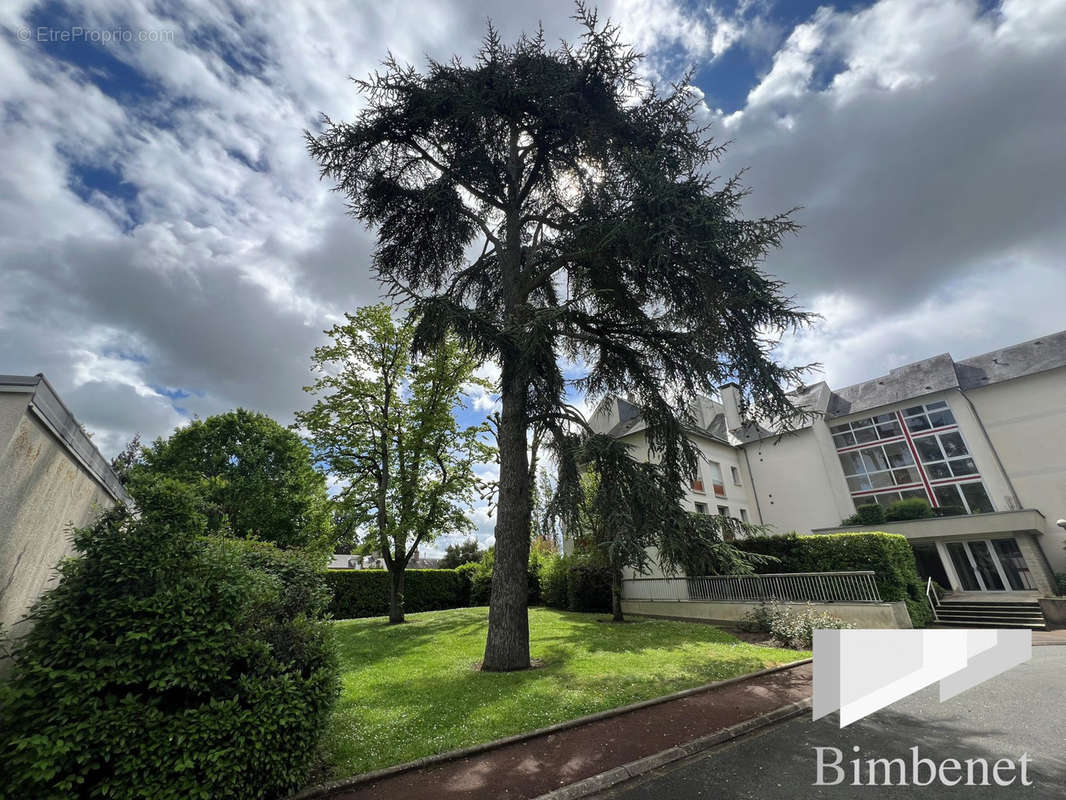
(719, 383), (743, 431)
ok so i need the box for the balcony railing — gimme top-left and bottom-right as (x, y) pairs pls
(622, 571), (882, 604)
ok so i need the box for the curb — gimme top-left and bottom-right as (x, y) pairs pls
(533, 697), (813, 800)
(288, 658), (812, 800)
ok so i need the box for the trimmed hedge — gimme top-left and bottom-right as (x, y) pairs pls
(736, 532), (932, 627)
(325, 569), (467, 619)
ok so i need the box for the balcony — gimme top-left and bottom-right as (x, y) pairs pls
(812, 509), (1047, 541)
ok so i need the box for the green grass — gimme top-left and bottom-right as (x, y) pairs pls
(322, 606), (805, 777)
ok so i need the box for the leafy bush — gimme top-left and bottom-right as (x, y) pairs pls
(0, 509), (338, 800)
(884, 497), (934, 522)
(566, 563), (613, 613)
(539, 554), (571, 609)
(735, 532), (931, 627)
(739, 601), (853, 649)
(842, 503), (885, 526)
(325, 569), (467, 618)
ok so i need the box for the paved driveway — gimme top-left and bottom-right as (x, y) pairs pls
(594, 645), (1066, 799)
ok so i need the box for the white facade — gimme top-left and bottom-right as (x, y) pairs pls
(594, 330), (1066, 597)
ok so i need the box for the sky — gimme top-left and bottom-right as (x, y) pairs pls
(2, 0), (1065, 553)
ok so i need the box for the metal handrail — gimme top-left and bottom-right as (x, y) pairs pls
(925, 576), (940, 622)
(622, 571), (882, 604)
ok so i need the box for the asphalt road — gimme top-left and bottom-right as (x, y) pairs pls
(593, 645), (1066, 800)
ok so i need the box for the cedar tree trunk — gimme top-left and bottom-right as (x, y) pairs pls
(481, 363), (532, 670)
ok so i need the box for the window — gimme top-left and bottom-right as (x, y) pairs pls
(731, 465), (742, 485)
(739, 508), (749, 523)
(837, 441), (918, 492)
(901, 401), (955, 433)
(912, 430), (979, 480)
(934, 481), (993, 514)
(717, 505), (730, 517)
(709, 462), (726, 497)
(830, 413), (902, 448)
(691, 463), (704, 493)
(694, 502), (708, 514)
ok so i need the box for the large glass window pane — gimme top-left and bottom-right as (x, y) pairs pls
(830, 424), (851, 435)
(961, 482), (994, 513)
(847, 476), (873, 492)
(901, 488), (928, 500)
(939, 432), (967, 458)
(839, 452), (866, 475)
(892, 467), (920, 485)
(946, 543), (981, 591)
(876, 420), (902, 439)
(928, 409), (955, 427)
(934, 484), (963, 509)
(949, 458), (978, 476)
(883, 442), (913, 467)
(904, 406), (925, 416)
(874, 413), (897, 424)
(854, 426), (878, 444)
(833, 432), (856, 448)
(991, 539), (1035, 590)
(916, 437), (943, 462)
(906, 415), (931, 432)
(869, 471), (894, 489)
(967, 541), (1005, 591)
(926, 462), (952, 479)
(926, 401), (948, 410)
(874, 492), (901, 507)
(862, 448), (890, 472)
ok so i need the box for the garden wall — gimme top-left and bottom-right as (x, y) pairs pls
(621, 598), (913, 629)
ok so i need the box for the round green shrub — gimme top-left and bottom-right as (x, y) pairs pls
(884, 497), (934, 522)
(0, 508), (338, 800)
(843, 503), (885, 526)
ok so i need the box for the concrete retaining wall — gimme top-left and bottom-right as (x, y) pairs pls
(1, 406), (114, 631)
(621, 599), (913, 629)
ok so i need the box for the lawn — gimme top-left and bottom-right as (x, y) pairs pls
(322, 606), (805, 777)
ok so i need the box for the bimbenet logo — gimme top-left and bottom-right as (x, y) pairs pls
(813, 628), (1032, 727)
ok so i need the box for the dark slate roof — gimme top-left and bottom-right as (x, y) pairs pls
(602, 398), (731, 444)
(826, 353), (959, 418)
(825, 329), (1066, 419)
(954, 330), (1066, 389)
(0, 374), (133, 504)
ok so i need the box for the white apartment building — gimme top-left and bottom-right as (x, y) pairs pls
(590, 330), (1066, 598)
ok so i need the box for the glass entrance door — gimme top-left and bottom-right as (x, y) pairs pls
(943, 538), (1034, 592)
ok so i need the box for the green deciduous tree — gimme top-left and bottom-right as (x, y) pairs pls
(296, 304), (491, 624)
(440, 538), (485, 568)
(307, 7), (811, 668)
(128, 410), (332, 550)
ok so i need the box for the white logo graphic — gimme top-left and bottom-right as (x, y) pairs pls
(813, 629), (1031, 727)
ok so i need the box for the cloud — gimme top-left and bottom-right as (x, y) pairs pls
(711, 0), (1066, 389)
(1, 0), (1063, 481)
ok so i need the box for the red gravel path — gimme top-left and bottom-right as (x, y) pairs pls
(325, 662), (812, 800)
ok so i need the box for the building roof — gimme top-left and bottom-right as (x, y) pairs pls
(0, 374), (133, 505)
(601, 396), (732, 445)
(825, 329), (1066, 419)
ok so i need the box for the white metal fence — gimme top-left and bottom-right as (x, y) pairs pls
(622, 571), (882, 604)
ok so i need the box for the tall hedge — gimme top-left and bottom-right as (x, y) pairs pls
(325, 569), (467, 618)
(0, 510), (338, 800)
(735, 532), (932, 627)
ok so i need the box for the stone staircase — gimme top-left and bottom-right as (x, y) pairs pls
(933, 599), (1046, 629)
